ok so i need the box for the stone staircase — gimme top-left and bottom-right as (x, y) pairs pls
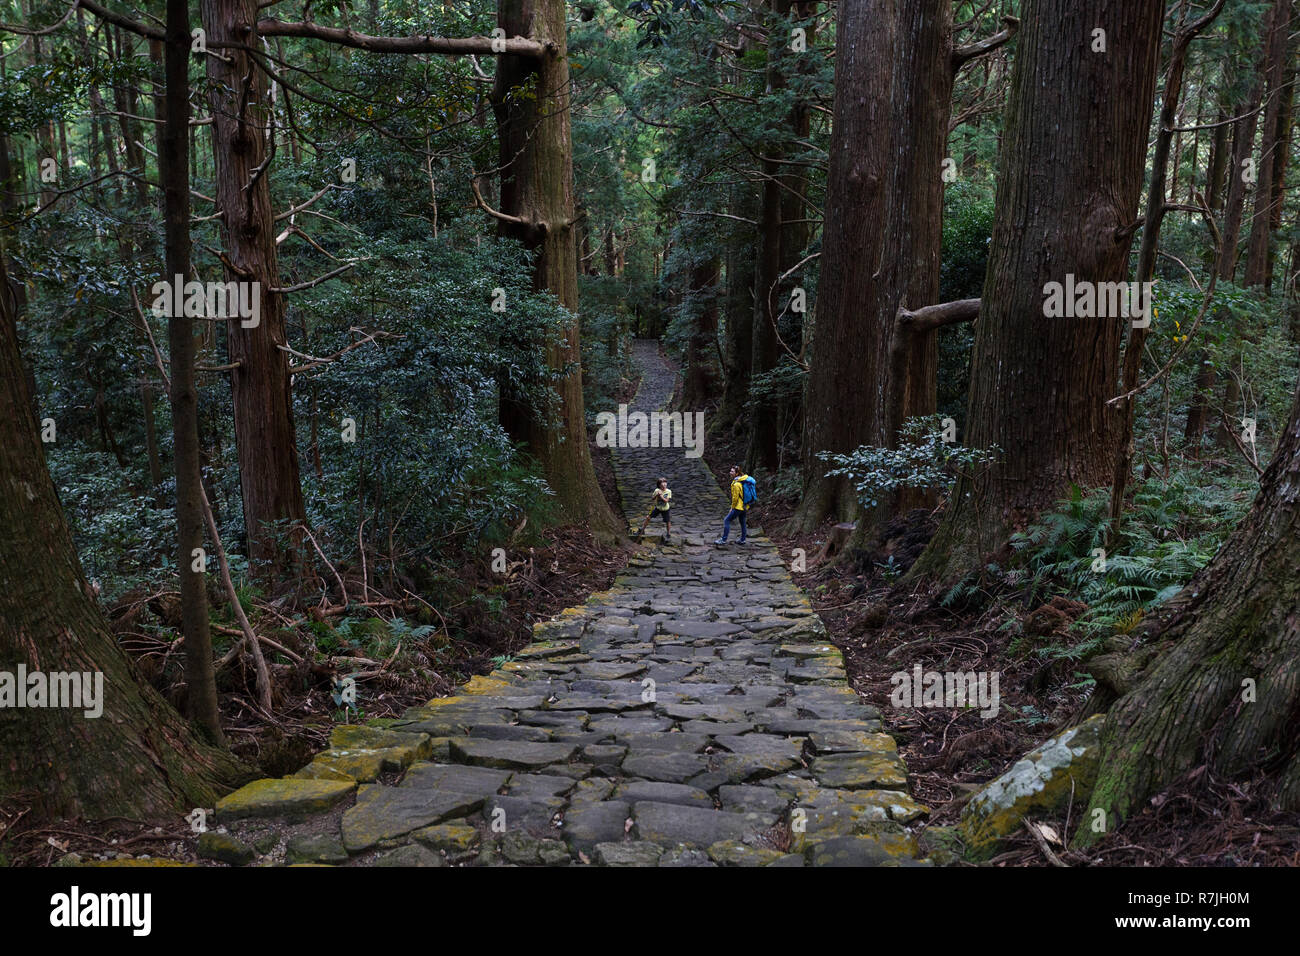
(211, 341), (926, 866)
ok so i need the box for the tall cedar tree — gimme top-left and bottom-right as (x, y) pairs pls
(163, 0), (223, 743)
(492, 0), (621, 539)
(798, 0), (957, 530)
(912, 0), (1166, 579)
(201, 0), (307, 571)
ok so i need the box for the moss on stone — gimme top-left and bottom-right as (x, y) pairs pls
(216, 777), (355, 822)
(961, 714), (1105, 860)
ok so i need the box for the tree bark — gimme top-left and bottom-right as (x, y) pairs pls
(165, 0), (224, 744)
(1243, 0), (1293, 293)
(1082, 374), (1300, 840)
(201, 0), (307, 571)
(490, 0), (619, 539)
(747, 0), (816, 474)
(682, 254), (721, 409)
(797, 0), (956, 531)
(0, 252), (245, 822)
(912, 0), (1165, 580)
(717, 193), (757, 434)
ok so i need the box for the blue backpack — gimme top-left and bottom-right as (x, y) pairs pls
(741, 475), (757, 506)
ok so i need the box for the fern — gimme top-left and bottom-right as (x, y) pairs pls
(1011, 471), (1241, 648)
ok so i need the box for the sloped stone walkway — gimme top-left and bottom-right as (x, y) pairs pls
(213, 341), (926, 867)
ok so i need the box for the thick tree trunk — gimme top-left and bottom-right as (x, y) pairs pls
(912, 0), (1165, 580)
(491, 0), (619, 539)
(201, 0), (307, 571)
(0, 253), (245, 822)
(1082, 375), (1300, 841)
(797, 0), (954, 531)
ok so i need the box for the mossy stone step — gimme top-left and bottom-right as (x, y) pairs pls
(216, 778), (356, 822)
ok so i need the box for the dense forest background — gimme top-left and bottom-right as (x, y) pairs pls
(3, 0), (1300, 865)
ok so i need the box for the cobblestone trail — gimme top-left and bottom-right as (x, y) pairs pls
(214, 341), (926, 867)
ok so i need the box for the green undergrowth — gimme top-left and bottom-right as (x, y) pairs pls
(944, 467), (1254, 665)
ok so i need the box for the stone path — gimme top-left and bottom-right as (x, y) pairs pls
(212, 341), (926, 867)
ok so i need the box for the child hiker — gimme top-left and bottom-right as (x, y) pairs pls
(637, 477), (673, 541)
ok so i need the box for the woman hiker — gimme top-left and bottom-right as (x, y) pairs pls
(715, 465), (750, 545)
(636, 477), (673, 541)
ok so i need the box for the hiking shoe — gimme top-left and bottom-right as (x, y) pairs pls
(714, 538), (726, 545)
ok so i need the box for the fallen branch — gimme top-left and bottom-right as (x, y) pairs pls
(1024, 820), (1069, 867)
(200, 485), (274, 712)
(298, 523), (349, 611)
(214, 624), (305, 667)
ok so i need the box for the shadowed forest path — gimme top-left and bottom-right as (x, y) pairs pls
(211, 342), (926, 866)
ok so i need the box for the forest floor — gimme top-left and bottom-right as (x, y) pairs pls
(1, 380), (645, 869)
(4, 523), (636, 867)
(701, 432), (1300, 866)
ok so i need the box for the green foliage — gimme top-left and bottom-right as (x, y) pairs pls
(626, 0), (711, 48)
(937, 181), (995, 428)
(746, 357), (806, 408)
(1009, 472), (1252, 647)
(580, 274), (638, 416)
(295, 228), (567, 570)
(47, 452), (176, 603)
(819, 415), (998, 510)
(939, 181), (995, 303)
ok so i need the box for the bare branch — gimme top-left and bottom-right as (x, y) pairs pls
(280, 327), (399, 374)
(256, 18), (549, 57)
(896, 298), (981, 333)
(270, 262), (354, 294)
(471, 175), (527, 226)
(74, 0), (163, 40)
(952, 15), (1020, 72)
